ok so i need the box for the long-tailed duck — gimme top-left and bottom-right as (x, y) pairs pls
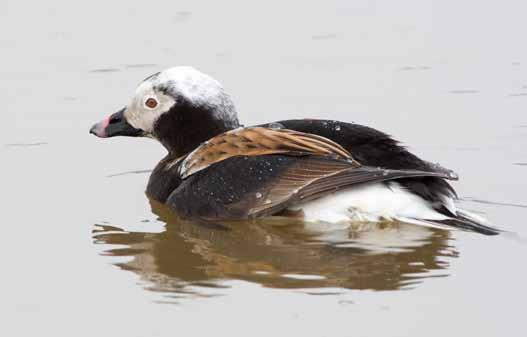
(90, 66), (499, 235)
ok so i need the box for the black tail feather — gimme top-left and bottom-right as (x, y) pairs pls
(435, 210), (501, 235)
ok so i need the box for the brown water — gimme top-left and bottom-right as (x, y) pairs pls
(2, 1), (527, 336)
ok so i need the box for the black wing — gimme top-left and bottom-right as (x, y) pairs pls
(259, 119), (459, 214)
(167, 155), (457, 220)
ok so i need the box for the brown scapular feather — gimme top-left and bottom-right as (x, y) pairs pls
(179, 127), (355, 178)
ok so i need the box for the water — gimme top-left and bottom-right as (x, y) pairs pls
(2, 0), (527, 336)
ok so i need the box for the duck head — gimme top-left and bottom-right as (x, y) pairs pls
(90, 66), (240, 156)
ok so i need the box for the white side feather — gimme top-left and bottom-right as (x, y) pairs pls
(289, 182), (451, 224)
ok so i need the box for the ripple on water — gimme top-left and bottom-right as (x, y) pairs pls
(399, 66), (432, 71)
(107, 169), (153, 178)
(125, 64), (158, 69)
(89, 68), (121, 73)
(92, 200), (457, 303)
(461, 197), (527, 209)
(5, 142), (48, 147)
(448, 90), (480, 94)
(311, 33), (338, 40)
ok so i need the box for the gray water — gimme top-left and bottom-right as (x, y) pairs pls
(2, 1), (527, 336)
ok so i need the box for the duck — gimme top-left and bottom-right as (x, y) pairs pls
(90, 66), (500, 235)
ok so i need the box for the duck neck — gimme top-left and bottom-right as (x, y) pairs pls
(153, 99), (240, 157)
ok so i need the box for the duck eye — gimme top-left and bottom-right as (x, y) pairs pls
(145, 97), (158, 109)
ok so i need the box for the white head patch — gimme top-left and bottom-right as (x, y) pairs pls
(123, 66), (237, 134)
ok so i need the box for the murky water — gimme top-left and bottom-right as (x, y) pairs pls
(2, 1), (527, 336)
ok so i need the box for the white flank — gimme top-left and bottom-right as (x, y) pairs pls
(289, 182), (451, 224)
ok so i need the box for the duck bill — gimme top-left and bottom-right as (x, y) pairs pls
(90, 107), (143, 138)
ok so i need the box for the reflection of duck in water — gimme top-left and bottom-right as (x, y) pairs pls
(92, 200), (457, 296)
(90, 66), (499, 234)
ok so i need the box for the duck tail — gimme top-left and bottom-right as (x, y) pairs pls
(396, 209), (501, 235)
(445, 208), (501, 235)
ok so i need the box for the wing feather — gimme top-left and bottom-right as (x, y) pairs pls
(231, 157), (457, 217)
(171, 126), (459, 219)
(179, 127), (354, 178)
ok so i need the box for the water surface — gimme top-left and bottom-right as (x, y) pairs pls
(2, 0), (527, 336)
